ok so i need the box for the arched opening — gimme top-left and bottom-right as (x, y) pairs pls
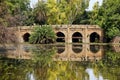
(72, 32), (82, 43)
(72, 44), (82, 53)
(90, 45), (100, 53)
(23, 33), (30, 42)
(90, 32), (100, 43)
(56, 45), (65, 54)
(56, 32), (65, 42)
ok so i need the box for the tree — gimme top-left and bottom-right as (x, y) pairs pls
(0, 0), (31, 27)
(33, 1), (47, 25)
(64, 0), (89, 24)
(46, 0), (60, 24)
(89, 1), (100, 25)
(29, 25), (56, 44)
(72, 11), (90, 24)
(90, 0), (120, 42)
(102, 0), (120, 39)
(0, 0), (30, 44)
(0, 25), (17, 44)
(39, 0), (89, 25)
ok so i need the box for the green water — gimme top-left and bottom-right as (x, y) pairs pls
(0, 44), (120, 80)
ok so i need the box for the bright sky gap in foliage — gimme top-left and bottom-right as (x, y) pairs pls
(30, 0), (103, 10)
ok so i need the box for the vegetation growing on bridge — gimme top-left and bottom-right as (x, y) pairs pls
(29, 25), (56, 44)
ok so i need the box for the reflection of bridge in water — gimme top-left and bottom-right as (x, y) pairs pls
(112, 45), (120, 52)
(54, 44), (104, 61)
(0, 44), (104, 61)
(0, 44), (32, 59)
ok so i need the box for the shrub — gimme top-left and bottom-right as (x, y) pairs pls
(29, 25), (56, 44)
(0, 26), (17, 44)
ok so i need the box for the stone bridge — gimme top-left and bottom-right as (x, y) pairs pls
(16, 25), (103, 43)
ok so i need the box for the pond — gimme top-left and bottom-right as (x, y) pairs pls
(0, 44), (120, 80)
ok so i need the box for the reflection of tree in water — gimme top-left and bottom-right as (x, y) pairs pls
(31, 45), (90, 80)
(112, 45), (120, 52)
(47, 61), (89, 80)
(0, 58), (33, 80)
(31, 45), (56, 80)
(31, 45), (56, 67)
(93, 49), (120, 80)
(0, 45), (56, 80)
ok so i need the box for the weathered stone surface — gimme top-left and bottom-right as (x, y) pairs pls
(112, 36), (120, 43)
(15, 25), (103, 43)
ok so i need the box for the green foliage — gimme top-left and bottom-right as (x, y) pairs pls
(34, 0), (89, 25)
(101, 51), (120, 67)
(0, 0), (31, 27)
(29, 25), (56, 44)
(31, 45), (56, 67)
(95, 45), (120, 68)
(0, 58), (33, 80)
(72, 11), (90, 24)
(89, 0), (120, 41)
(89, 2), (100, 25)
(30, 45), (57, 80)
(33, 1), (47, 25)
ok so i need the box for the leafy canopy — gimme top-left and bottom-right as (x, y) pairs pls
(91, 0), (120, 40)
(0, 0), (31, 27)
(34, 0), (89, 25)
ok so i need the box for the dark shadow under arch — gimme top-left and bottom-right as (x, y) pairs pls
(56, 45), (65, 54)
(72, 32), (82, 43)
(90, 32), (100, 43)
(72, 44), (82, 53)
(23, 33), (30, 42)
(56, 32), (65, 42)
(90, 45), (100, 53)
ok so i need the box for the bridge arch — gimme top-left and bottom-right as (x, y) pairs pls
(23, 33), (30, 42)
(72, 32), (82, 43)
(90, 32), (100, 43)
(56, 32), (65, 42)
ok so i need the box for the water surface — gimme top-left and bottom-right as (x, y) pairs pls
(0, 44), (120, 80)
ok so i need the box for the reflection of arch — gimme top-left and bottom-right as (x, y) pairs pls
(112, 45), (120, 52)
(72, 32), (82, 43)
(90, 45), (100, 53)
(72, 44), (82, 53)
(90, 32), (100, 43)
(23, 33), (30, 42)
(56, 32), (65, 42)
(112, 36), (120, 52)
(56, 45), (65, 54)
